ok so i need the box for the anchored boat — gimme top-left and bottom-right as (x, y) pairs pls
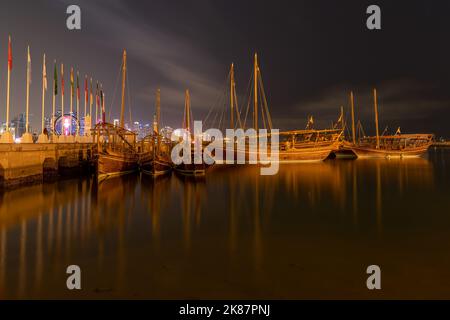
(343, 89), (434, 158)
(174, 89), (207, 177)
(94, 50), (139, 181)
(140, 89), (172, 177)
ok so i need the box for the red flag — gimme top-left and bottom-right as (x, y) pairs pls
(84, 76), (88, 103)
(8, 36), (12, 70)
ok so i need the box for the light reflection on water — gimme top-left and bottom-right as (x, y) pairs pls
(1, 149), (450, 299)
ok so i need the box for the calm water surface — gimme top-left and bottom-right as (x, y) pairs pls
(1, 149), (450, 299)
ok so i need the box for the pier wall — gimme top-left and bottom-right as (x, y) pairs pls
(0, 143), (96, 189)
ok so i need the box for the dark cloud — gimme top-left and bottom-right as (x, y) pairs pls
(1, 0), (450, 137)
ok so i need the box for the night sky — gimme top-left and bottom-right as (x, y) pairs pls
(1, 0), (450, 137)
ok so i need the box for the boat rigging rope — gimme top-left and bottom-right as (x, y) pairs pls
(108, 61), (123, 122)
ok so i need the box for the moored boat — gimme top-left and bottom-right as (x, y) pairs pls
(347, 134), (433, 158)
(277, 128), (343, 162)
(94, 50), (139, 181)
(140, 89), (172, 177)
(174, 89), (207, 177)
(343, 89), (434, 159)
(95, 123), (139, 181)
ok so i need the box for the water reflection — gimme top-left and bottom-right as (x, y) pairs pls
(0, 151), (449, 299)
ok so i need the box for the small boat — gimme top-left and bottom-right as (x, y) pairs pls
(343, 89), (434, 158)
(140, 89), (172, 177)
(94, 50), (139, 181)
(174, 90), (207, 177)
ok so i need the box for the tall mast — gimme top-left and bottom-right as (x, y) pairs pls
(70, 67), (73, 135)
(253, 53), (258, 131)
(350, 91), (356, 144)
(6, 36), (12, 132)
(230, 63), (234, 129)
(52, 60), (56, 135)
(120, 50), (127, 128)
(156, 88), (161, 134)
(89, 78), (93, 129)
(26, 45), (31, 134)
(184, 89), (191, 132)
(84, 75), (87, 123)
(61, 63), (64, 132)
(373, 88), (380, 149)
(76, 71), (80, 135)
(41, 54), (46, 134)
(155, 89), (161, 152)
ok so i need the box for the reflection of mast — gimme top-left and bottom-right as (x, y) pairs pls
(0, 227), (6, 297)
(34, 214), (43, 291)
(182, 182), (192, 251)
(18, 219), (27, 297)
(376, 162), (382, 233)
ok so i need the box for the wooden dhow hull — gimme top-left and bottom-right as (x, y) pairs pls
(212, 139), (340, 164)
(348, 144), (431, 159)
(343, 134), (434, 159)
(141, 157), (172, 177)
(97, 151), (139, 181)
(174, 163), (206, 177)
(277, 141), (340, 162)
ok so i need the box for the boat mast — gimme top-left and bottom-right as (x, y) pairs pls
(155, 88), (161, 152)
(184, 89), (191, 132)
(350, 91), (356, 144)
(156, 88), (161, 134)
(253, 53), (258, 131)
(373, 88), (380, 149)
(120, 50), (127, 128)
(230, 63), (234, 129)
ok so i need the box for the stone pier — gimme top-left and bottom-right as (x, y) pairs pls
(0, 143), (96, 189)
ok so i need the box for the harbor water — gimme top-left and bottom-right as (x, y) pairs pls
(1, 148), (450, 299)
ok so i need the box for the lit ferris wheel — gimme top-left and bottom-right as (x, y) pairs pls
(53, 113), (80, 136)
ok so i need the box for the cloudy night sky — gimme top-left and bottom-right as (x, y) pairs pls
(1, 0), (450, 137)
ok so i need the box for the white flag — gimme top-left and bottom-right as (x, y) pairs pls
(43, 54), (47, 91)
(27, 46), (32, 84)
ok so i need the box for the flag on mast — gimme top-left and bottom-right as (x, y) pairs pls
(90, 78), (93, 106)
(96, 81), (99, 109)
(27, 46), (31, 84)
(100, 85), (105, 124)
(8, 36), (12, 70)
(43, 54), (47, 91)
(84, 76), (88, 104)
(70, 67), (74, 98)
(54, 62), (58, 95)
